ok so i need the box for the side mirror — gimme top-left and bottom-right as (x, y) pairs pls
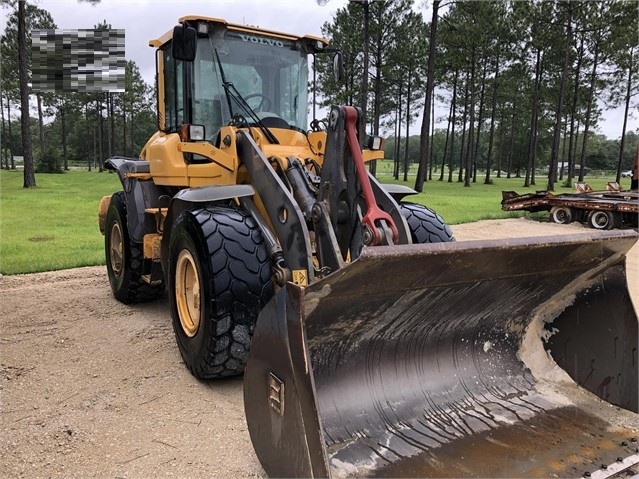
(333, 51), (344, 83)
(172, 25), (197, 61)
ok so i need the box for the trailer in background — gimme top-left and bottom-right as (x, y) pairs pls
(502, 182), (638, 230)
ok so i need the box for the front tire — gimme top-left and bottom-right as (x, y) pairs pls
(105, 192), (165, 303)
(550, 206), (574, 224)
(168, 205), (274, 379)
(399, 202), (455, 243)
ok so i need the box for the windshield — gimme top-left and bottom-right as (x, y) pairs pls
(192, 30), (309, 136)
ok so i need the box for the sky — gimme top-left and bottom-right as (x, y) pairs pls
(1, 0), (635, 140)
(2, 0), (350, 88)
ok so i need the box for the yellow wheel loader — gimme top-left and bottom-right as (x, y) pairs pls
(99, 16), (639, 478)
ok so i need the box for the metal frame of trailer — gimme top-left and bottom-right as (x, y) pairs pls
(502, 183), (639, 229)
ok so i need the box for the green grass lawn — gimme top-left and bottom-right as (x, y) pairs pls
(0, 169), (121, 275)
(0, 165), (626, 275)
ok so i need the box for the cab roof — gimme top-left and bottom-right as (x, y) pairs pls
(149, 15), (328, 50)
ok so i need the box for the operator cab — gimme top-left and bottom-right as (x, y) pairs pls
(151, 17), (329, 143)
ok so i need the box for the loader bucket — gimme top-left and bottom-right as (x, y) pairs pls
(244, 231), (639, 478)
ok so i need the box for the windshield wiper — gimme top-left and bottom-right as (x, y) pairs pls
(214, 49), (279, 145)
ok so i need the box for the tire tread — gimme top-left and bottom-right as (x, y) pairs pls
(172, 205), (273, 379)
(106, 192), (165, 304)
(399, 202), (455, 243)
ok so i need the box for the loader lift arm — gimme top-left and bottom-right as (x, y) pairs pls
(339, 106), (399, 246)
(237, 105), (409, 281)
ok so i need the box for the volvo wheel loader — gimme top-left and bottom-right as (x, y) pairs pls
(99, 16), (639, 478)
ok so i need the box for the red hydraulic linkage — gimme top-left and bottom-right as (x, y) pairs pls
(343, 106), (399, 246)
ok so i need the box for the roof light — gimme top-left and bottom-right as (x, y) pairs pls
(197, 22), (208, 35)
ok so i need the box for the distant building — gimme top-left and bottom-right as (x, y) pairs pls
(557, 162), (589, 177)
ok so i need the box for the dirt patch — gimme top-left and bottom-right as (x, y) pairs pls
(1, 218), (637, 478)
(28, 235), (55, 242)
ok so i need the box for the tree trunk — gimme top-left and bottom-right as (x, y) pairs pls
(506, 99), (517, 179)
(8, 98), (15, 169)
(616, 48), (633, 183)
(464, 56), (475, 188)
(37, 94), (45, 170)
(86, 102), (91, 171)
(109, 92), (115, 158)
(428, 95), (435, 180)
(560, 117), (568, 181)
(400, 79), (411, 181)
(566, 35), (585, 188)
(106, 94), (112, 159)
(393, 101), (400, 180)
(97, 100), (104, 172)
(578, 41), (599, 183)
(572, 119), (580, 168)
(360, 1), (371, 174)
(525, 48), (542, 188)
(404, 73), (412, 182)
(472, 61), (487, 184)
(447, 69), (459, 183)
(18, 0), (36, 187)
(440, 95), (454, 181)
(484, 52), (500, 185)
(415, 0), (440, 192)
(394, 84), (402, 180)
(402, 125), (409, 181)
(0, 92), (6, 169)
(496, 110), (505, 177)
(372, 57), (382, 135)
(61, 99), (68, 170)
(122, 107), (127, 157)
(459, 73), (469, 184)
(547, 3), (572, 191)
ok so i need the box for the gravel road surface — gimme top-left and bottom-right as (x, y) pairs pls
(1, 218), (637, 478)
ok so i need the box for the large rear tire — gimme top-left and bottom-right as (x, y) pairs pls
(105, 192), (165, 304)
(168, 205), (274, 379)
(399, 202), (455, 243)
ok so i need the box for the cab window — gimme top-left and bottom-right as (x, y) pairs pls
(162, 44), (184, 132)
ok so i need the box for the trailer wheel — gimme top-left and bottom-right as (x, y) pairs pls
(105, 192), (165, 304)
(168, 205), (273, 379)
(587, 210), (616, 230)
(550, 206), (574, 224)
(400, 202), (455, 243)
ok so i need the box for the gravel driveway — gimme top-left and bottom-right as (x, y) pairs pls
(1, 218), (637, 478)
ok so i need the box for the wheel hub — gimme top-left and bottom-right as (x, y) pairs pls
(175, 249), (201, 337)
(109, 222), (124, 277)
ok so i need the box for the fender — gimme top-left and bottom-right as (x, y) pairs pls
(105, 157), (164, 243)
(159, 184), (256, 277)
(380, 183), (418, 202)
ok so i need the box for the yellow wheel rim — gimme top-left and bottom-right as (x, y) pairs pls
(109, 222), (123, 277)
(175, 249), (201, 337)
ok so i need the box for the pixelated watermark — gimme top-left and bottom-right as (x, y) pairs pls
(32, 29), (125, 93)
